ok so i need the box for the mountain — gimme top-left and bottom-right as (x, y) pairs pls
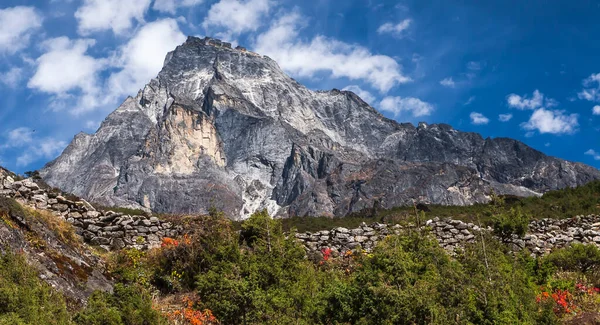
(40, 36), (600, 219)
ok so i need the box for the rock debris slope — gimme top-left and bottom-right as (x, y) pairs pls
(41, 37), (600, 219)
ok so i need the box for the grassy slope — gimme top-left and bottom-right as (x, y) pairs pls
(279, 180), (600, 233)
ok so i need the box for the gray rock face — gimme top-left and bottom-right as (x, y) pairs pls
(40, 36), (600, 219)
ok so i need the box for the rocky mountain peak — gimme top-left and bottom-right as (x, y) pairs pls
(40, 37), (600, 219)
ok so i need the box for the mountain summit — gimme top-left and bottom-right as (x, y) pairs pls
(40, 36), (600, 219)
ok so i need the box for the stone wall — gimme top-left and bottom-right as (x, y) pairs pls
(0, 171), (180, 251)
(295, 216), (600, 257)
(3, 168), (600, 255)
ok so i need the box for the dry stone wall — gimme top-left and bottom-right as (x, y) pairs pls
(0, 170), (180, 251)
(295, 216), (600, 257)
(2, 168), (600, 255)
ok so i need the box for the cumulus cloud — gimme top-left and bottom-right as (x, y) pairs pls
(0, 68), (24, 88)
(0, 6), (43, 54)
(377, 19), (412, 37)
(439, 77), (455, 88)
(203, 0), (272, 37)
(498, 113), (513, 122)
(107, 18), (186, 100)
(75, 0), (151, 35)
(585, 149), (600, 160)
(470, 112), (489, 125)
(506, 89), (545, 110)
(28, 37), (105, 112)
(520, 108), (578, 135)
(255, 12), (410, 93)
(578, 73), (600, 102)
(593, 105), (600, 115)
(342, 85), (375, 104)
(28, 18), (185, 115)
(379, 96), (433, 118)
(153, 0), (203, 14)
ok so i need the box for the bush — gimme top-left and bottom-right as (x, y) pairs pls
(0, 251), (72, 325)
(544, 244), (600, 283)
(73, 284), (168, 325)
(492, 207), (530, 242)
(195, 210), (317, 324)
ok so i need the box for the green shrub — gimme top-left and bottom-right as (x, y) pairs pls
(73, 284), (167, 325)
(0, 251), (72, 325)
(544, 244), (600, 283)
(195, 210), (317, 324)
(492, 207), (530, 242)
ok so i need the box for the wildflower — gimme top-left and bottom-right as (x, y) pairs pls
(321, 247), (332, 261)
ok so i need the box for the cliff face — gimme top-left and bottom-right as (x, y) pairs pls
(41, 37), (600, 219)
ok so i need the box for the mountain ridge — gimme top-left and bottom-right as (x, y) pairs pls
(40, 36), (600, 219)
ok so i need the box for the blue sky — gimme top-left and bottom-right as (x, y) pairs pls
(1, 0), (600, 174)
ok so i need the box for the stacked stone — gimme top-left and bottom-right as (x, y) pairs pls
(294, 216), (600, 257)
(524, 216), (600, 255)
(427, 217), (481, 251)
(295, 222), (403, 256)
(0, 173), (180, 251)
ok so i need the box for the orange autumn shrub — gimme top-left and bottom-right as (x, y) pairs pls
(165, 296), (217, 325)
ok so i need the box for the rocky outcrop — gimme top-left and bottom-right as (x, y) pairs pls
(40, 36), (600, 219)
(295, 216), (600, 257)
(0, 170), (179, 251)
(0, 170), (113, 305)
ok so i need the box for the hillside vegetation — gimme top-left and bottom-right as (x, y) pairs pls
(280, 180), (600, 233)
(1, 179), (600, 324)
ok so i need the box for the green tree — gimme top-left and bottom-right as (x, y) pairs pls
(492, 207), (530, 242)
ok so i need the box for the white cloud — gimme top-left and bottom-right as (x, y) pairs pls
(342, 85), (375, 104)
(578, 73), (600, 102)
(464, 96), (475, 106)
(16, 138), (67, 167)
(507, 89), (544, 110)
(75, 0), (151, 35)
(470, 112), (489, 125)
(107, 18), (186, 101)
(0, 6), (43, 54)
(28, 19), (185, 115)
(498, 113), (513, 122)
(6, 127), (34, 147)
(467, 61), (481, 71)
(379, 96), (433, 118)
(203, 0), (272, 37)
(1, 127), (66, 167)
(585, 149), (600, 160)
(0, 68), (24, 88)
(593, 105), (600, 115)
(520, 108), (578, 135)
(439, 77), (455, 88)
(85, 120), (100, 130)
(28, 37), (105, 113)
(377, 19), (412, 37)
(153, 0), (203, 14)
(255, 12), (410, 93)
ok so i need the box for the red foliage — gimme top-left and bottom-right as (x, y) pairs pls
(161, 237), (179, 248)
(166, 296), (217, 325)
(536, 283), (600, 317)
(321, 247), (332, 261)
